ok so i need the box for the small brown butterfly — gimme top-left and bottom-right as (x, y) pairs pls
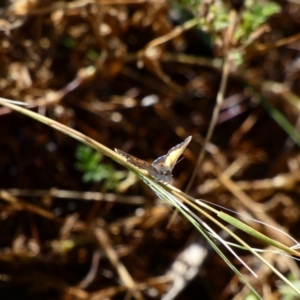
(115, 136), (192, 183)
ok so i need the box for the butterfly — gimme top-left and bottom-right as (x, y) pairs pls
(115, 136), (192, 183)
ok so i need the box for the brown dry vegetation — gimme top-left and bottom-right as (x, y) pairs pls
(1, 0), (300, 299)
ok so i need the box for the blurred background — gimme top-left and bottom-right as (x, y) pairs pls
(0, 0), (300, 299)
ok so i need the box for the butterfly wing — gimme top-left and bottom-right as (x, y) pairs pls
(115, 148), (154, 173)
(152, 136), (192, 171)
(115, 148), (170, 182)
(115, 136), (192, 183)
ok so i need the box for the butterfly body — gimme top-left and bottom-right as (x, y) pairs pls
(115, 136), (192, 183)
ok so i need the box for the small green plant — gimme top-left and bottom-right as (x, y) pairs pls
(235, 0), (281, 42)
(279, 274), (300, 300)
(175, 0), (280, 42)
(62, 36), (77, 49)
(75, 144), (125, 190)
(243, 293), (261, 300)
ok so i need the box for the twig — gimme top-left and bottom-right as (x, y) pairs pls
(186, 9), (239, 193)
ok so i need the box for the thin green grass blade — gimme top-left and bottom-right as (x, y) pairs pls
(144, 179), (262, 299)
(259, 97), (300, 147)
(219, 211), (300, 256)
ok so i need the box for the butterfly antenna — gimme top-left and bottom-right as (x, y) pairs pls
(175, 156), (185, 165)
